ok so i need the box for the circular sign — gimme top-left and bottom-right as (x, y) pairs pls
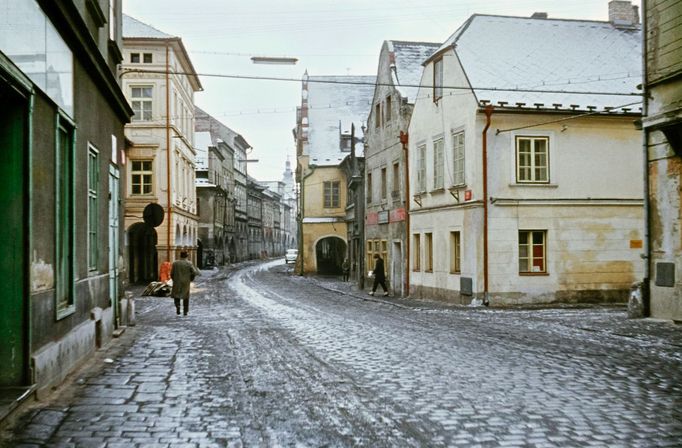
(143, 203), (165, 227)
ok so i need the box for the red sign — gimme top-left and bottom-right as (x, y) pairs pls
(464, 190), (472, 201)
(390, 208), (406, 222)
(366, 212), (378, 225)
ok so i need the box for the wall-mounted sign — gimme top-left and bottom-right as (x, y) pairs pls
(378, 210), (389, 224)
(464, 190), (472, 201)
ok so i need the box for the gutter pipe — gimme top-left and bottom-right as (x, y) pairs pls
(400, 131), (410, 296)
(482, 105), (494, 306)
(641, 1), (651, 316)
(165, 44), (172, 262)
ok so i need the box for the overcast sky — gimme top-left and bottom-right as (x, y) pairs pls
(122, 0), (641, 182)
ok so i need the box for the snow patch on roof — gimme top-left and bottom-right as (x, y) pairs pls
(306, 75), (375, 166)
(440, 15), (642, 111)
(123, 14), (175, 39)
(389, 41), (441, 103)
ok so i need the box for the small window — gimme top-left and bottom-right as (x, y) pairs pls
(367, 240), (374, 271)
(413, 234), (421, 271)
(323, 180), (340, 208)
(108, 0), (116, 41)
(417, 144), (426, 193)
(381, 167), (387, 200)
(131, 86), (153, 121)
(392, 162), (400, 196)
(374, 103), (381, 128)
(433, 57), (443, 102)
(433, 138), (444, 189)
(519, 230), (547, 274)
(450, 231), (460, 274)
(385, 95), (392, 122)
(131, 160), (153, 195)
(367, 172), (372, 203)
(425, 232), (433, 272)
(130, 52), (140, 63)
(452, 131), (465, 186)
(56, 115), (75, 318)
(143, 53), (153, 63)
(516, 136), (549, 183)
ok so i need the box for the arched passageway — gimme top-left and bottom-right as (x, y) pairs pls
(315, 237), (346, 275)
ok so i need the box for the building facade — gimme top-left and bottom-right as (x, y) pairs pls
(365, 40), (440, 296)
(0, 0), (133, 405)
(121, 15), (202, 282)
(642, 0), (682, 320)
(408, 8), (644, 305)
(194, 130), (235, 267)
(294, 73), (375, 275)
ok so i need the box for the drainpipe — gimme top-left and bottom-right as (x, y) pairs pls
(165, 43), (172, 262)
(298, 165), (315, 275)
(482, 105), (494, 306)
(640, 1), (651, 316)
(400, 130), (410, 296)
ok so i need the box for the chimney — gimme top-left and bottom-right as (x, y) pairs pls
(531, 12), (548, 19)
(608, 0), (640, 27)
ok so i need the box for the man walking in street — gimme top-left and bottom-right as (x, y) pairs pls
(171, 251), (200, 316)
(369, 253), (388, 296)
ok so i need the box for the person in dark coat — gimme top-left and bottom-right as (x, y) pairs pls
(171, 251), (200, 316)
(369, 253), (388, 296)
(342, 258), (350, 282)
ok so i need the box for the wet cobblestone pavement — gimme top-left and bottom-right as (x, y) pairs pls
(2, 260), (682, 447)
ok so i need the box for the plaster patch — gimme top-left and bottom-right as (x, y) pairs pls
(31, 251), (54, 292)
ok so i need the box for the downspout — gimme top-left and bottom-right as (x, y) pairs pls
(298, 165), (315, 275)
(165, 43), (172, 262)
(482, 105), (494, 306)
(400, 130), (410, 296)
(640, 1), (651, 316)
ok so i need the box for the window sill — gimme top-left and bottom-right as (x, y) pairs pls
(413, 269), (421, 272)
(449, 183), (466, 190)
(430, 188), (446, 195)
(425, 269), (433, 273)
(519, 272), (549, 276)
(509, 183), (558, 188)
(450, 271), (461, 275)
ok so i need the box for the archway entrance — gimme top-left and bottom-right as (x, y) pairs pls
(315, 237), (346, 275)
(127, 222), (158, 284)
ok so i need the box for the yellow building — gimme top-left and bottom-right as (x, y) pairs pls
(294, 72), (375, 274)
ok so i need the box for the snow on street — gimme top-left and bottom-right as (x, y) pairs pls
(3, 260), (682, 447)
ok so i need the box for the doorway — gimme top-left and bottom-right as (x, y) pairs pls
(127, 222), (158, 283)
(0, 81), (28, 387)
(392, 241), (403, 297)
(109, 166), (120, 326)
(315, 236), (346, 275)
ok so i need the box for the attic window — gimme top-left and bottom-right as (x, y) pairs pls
(433, 57), (443, 103)
(130, 53), (140, 63)
(143, 53), (153, 63)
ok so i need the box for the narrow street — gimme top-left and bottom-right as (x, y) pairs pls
(3, 260), (682, 447)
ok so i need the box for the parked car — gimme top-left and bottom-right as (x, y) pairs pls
(285, 249), (298, 264)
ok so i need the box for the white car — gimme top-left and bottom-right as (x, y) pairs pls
(285, 249), (298, 264)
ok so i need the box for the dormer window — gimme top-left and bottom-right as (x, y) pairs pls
(143, 53), (153, 63)
(433, 57), (443, 102)
(130, 53), (140, 63)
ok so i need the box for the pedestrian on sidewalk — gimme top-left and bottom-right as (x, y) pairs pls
(171, 251), (200, 316)
(369, 253), (388, 296)
(342, 258), (350, 282)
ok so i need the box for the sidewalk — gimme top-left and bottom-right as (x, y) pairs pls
(306, 272), (682, 353)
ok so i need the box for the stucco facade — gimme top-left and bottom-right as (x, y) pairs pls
(122, 15), (202, 281)
(408, 12), (644, 305)
(643, 0), (682, 320)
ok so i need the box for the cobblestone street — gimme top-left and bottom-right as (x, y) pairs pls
(2, 260), (682, 447)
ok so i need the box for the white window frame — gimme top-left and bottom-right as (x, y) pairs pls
(452, 130), (465, 186)
(433, 138), (444, 190)
(433, 57), (443, 102)
(519, 230), (547, 274)
(130, 159), (154, 195)
(417, 144), (426, 193)
(131, 85), (153, 121)
(515, 135), (550, 183)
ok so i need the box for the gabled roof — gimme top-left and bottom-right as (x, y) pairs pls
(387, 40), (441, 104)
(195, 106), (251, 151)
(122, 14), (174, 39)
(429, 14), (642, 112)
(306, 75), (375, 166)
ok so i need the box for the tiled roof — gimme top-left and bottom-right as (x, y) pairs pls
(306, 75), (375, 165)
(123, 14), (174, 39)
(435, 15), (642, 112)
(388, 41), (441, 104)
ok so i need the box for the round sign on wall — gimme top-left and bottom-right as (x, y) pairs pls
(143, 203), (165, 227)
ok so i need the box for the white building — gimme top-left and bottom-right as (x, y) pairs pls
(408, 6), (644, 305)
(121, 15), (203, 280)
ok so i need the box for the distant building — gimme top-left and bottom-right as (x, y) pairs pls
(408, 5), (643, 305)
(121, 15), (203, 282)
(642, 0), (682, 319)
(294, 72), (375, 274)
(247, 177), (265, 259)
(194, 129), (235, 267)
(0, 0), (133, 406)
(365, 40), (440, 296)
(195, 106), (252, 261)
